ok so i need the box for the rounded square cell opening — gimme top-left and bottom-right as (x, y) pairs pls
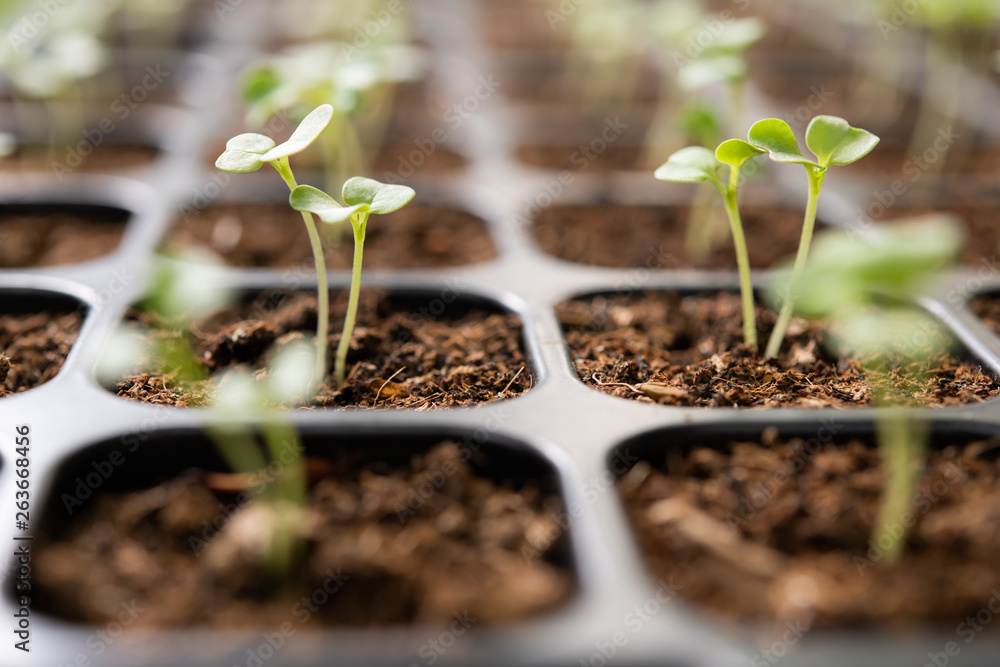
(33, 426), (577, 629)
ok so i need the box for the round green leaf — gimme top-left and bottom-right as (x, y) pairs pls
(804, 115), (851, 167)
(654, 146), (719, 184)
(342, 177), (416, 215)
(715, 139), (765, 170)
(289, 185), (364, 224)
(215, 149), (265, 173)
(225, 133), (275, 154)
(748, 119), (817, 166)
(261, 104), (334, 161)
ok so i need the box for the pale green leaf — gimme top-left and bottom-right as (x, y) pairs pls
(715, 139), (765, 170)
(748, 118), (818, 166)
(215, 149), (266, 173)
(805, 115), (880, 167)
(261, 104), (334, 161)
(654, 146), (719, 184)
(342, 177), (416, 215)
(289, 185), (364, 224)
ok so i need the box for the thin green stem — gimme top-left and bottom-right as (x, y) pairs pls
(272, 158), (328, 386)
(718, 170), (757, 349)
(764, 168), (825, 358)
(871, 391), (926, 567)
(334, 213), (367, 385)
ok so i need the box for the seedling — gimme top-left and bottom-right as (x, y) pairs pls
(655, 139), (765, 348)
(749, 115), (879, 358)
(101, 250), (315, 579)
(215, 103), (334, 384)
(289, 177), (415, 385)
(241, 40), (424, 201)
(772, 215), (963, 565)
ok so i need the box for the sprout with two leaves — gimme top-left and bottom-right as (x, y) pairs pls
(215, 104), (335, 385)
(101, 250), (315, 579)
(748, 115), (879, 358)
(770, 215), (964, 565)
(655, 138), (766, 348)
(289, 177), (415, 386)
(216, 103), (415, 388)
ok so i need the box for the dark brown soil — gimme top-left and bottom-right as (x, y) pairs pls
(35, 441), (573, 627)
(0, 310), (83, 396)
(479, 0), (567, 50)
(620, 431), (1000, 628)
(167, 203), (496, 269)
(534, 204), (810, 269)
(0, 205), (129, 267)
(115, 289), (531, 409)
(0, 144), (159, 173)
(558, 292), (999, 408)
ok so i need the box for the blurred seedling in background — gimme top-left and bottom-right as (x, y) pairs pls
(749, 115), (879, 358)
(241, 38), (425, 206)
(215, 103), (334, 385)
(655, 138), (766, 349)
(289, 176), (415, 385)
(772, 215), (964, 565)
(100, 251), (315, 579)
(646, 0), (765, 258)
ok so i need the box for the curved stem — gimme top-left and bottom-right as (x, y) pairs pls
(718, 172), (757, 350)
(272, 159), (328, 385)
(335, 214), (366, 385)
(765, 168), (825, 358)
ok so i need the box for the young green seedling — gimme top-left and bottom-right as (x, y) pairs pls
(772, 215), (963, 565)
(290, 176), (415, 385)
(655, 139), (765, 348)
(215, 103), (334, 385)
(749, 115), (879, 358)
(100, 251), (315, 579)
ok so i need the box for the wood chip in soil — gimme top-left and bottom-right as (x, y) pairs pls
(619, 431), (1000, 629)
(558, 292), (999, 408)
(534, 204), (810, 269)
(0, 310), (83, 396)
(166, 204), (496, 269)
(115, 289), (531, 409)
(34, 441), (573, 628)
(0, 205), (129, 267)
